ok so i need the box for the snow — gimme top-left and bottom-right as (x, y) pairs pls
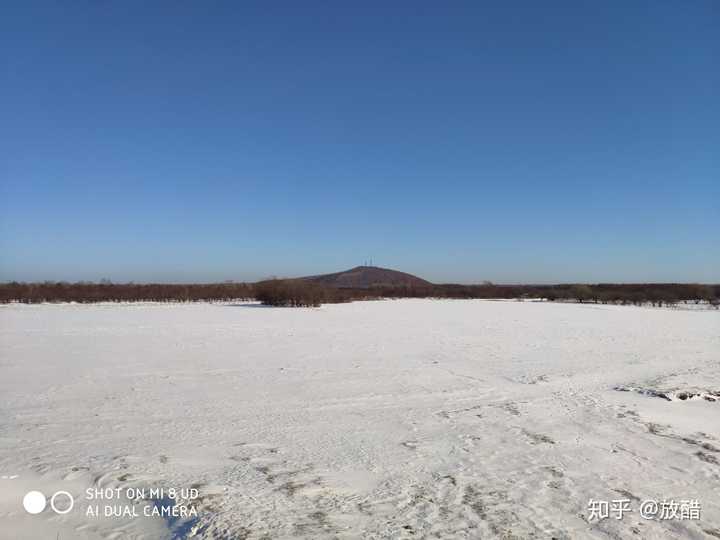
(0, 299), (718, 539)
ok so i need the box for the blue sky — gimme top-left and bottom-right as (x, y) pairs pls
(1, 1), (718, 284)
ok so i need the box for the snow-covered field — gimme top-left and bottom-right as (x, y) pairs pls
(1, 299), (718, 539)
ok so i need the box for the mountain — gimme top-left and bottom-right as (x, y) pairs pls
(302, 266), (432, 289)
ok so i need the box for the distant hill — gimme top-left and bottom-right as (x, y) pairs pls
(302, 266), (432, 289)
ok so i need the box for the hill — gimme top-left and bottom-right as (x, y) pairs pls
(301, 266), (432, 289)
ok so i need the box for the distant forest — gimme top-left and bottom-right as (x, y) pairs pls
(1, 281), (718, 308)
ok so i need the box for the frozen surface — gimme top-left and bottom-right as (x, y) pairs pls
(0, 299), (718, 539)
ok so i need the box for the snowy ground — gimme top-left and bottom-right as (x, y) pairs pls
(0, 299), (718, 539)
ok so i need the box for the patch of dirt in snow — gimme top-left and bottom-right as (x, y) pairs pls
(615, 385), (720, 403)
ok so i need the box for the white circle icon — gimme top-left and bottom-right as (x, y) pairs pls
(23, 491), (47, 514)
(50, 491), (74, 514)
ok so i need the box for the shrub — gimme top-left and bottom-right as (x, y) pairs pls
(255, 279), (326, 307)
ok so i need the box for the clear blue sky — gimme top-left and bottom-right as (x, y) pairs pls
(1, 1), (718, 284)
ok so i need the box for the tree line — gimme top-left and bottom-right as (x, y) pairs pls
(0, 281), (254, 304)
(367, 282), (719, 307)
(0, 280), (717, 307)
